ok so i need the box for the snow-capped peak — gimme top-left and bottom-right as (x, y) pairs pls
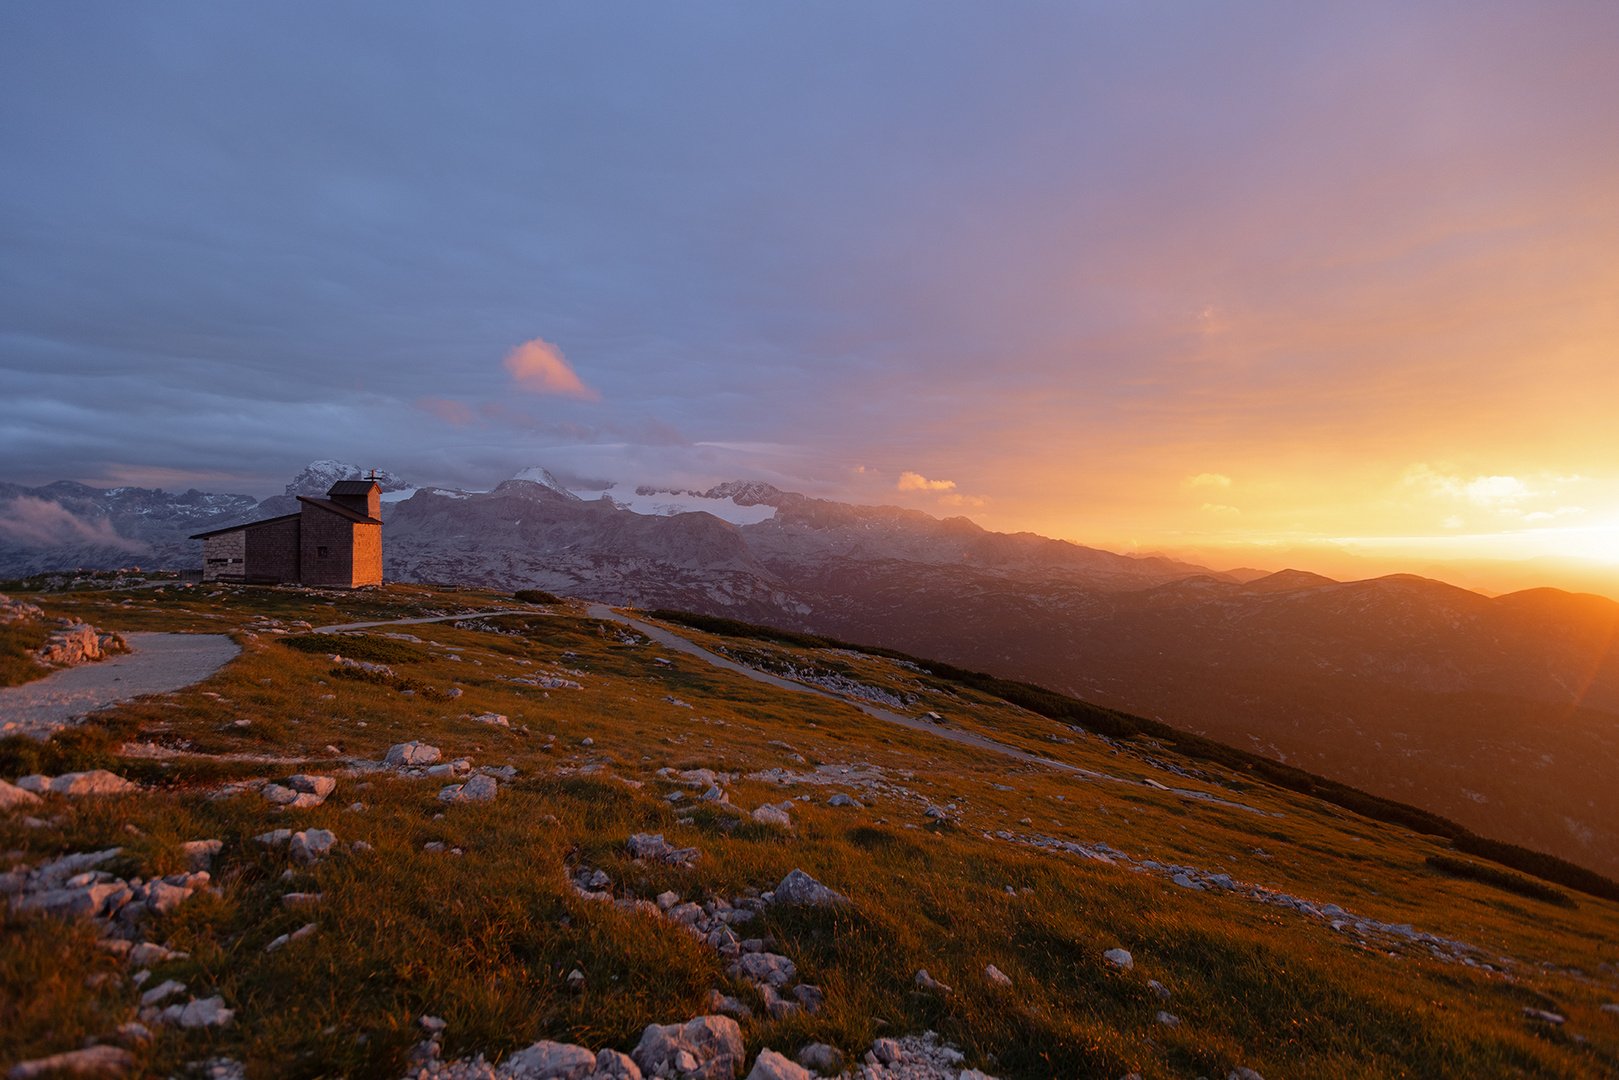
(508, 466), (582, 500)
(285, 460), (411, 496)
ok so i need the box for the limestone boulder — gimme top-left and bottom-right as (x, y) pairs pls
(771, 869), (846, 907)
(503, 1040), (598, 1080)
(385, 741), (442, 767)
(745, 1049), (809, 1080)
(49, 771), (137, 796)
(0, 779), (42, 809)
(631, 1015), (745, 1080)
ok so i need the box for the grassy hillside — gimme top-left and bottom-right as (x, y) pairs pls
(2, 580), (1617, 1079)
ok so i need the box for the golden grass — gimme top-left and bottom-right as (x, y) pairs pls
(0, 580), (1615, 1078)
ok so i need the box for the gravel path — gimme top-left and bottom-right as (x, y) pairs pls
(0, 632), (240, 738)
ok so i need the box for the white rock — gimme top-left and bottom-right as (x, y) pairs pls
(871, 1039), (903, 1065)
(0, 779), (43, 809)
(179, 839), (223, 870)
(439, 774), (498, 803)
(503, 1040), (598, 1080)
(746, 1048), (810, 1080)
(1156, 1011), (1181, 1027)
(594, 1048), (643, 1080)
(914, 969), (952, 992)
(6, 1045), (134, 1078)
(49, 770), (137, 796)
(656, 890), (681, 910)
(751, 805), (791, 827)
(772, 869), (847, 907)
(16, 774), (51, 793)
(795, 1044), (844, 1075)
(984, 964), (1013, 988)
(384, 741), (442, 767)
(290, 828), (337, 863)
(1227, 1070), (1266, 1080)
(288, 774), (337, 799)
(732, 951), (797, 986)
(178, 995), (235, 1028)
(1104, 948), (1134, 971)
(255, 829), (292, 845)
(140, 978), (186, 1006)
(826, 793), (863, 808)
(631, 1015), (745, 1080)
(145, 880), (193, 914)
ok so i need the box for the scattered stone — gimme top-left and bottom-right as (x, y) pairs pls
(177, 996), (235, 1028)
(352, 839), (374, 853)
(626, 833), (701, 867)
(871, 1039), (903, 1065)
(771, 869), (847, 907)
(471, 713), (510, 727)
(0, 779), (43, 809)
(265, 922), (317, 952)
(144, 880), (193, 914)
(503, 1040), (598, 1080)
(567, 969), (586, 991)
(914, 969), (952, 993)
(420, 1015), (448, 1034)
(384, 741), (442, 767)
(1148, 979), (1170, 1000)
(281, 892), (322, 907)
(1227, 1070), (1266, 1080)
(438, 773), (499, 803)
(5, 1044), (134, 1078)
(1103, 948), (1134, 971)
(141, 978), (186, 1006)
(179, 839), (223, 870)
(116, 1021), (151, 1043)
(255, 829), (292, 846)
(984, 964), (1012, 988)
(792, 985), (824, 1014)
(826, 793), (863, 808)
(1155, 1010), (1180, 1027)
(656, 890), (680, 910)
(48, 771), (137, 796)
(759, 984), (799, 1021)
(746, 1049), (809, 1080)
(290, 828), (337, 864)
(731, 951), (796, 986)
(701, 785), (730, 804)
(703, 989), (753, 1020)
(751, 804), (792, 827)
(1523, 1007), (1566, 1025)
(424, 842), (447, 853)
(796, 1044), (844, 1075)
(631, 1016), (745, 1080)
(129, 942), (183, 966)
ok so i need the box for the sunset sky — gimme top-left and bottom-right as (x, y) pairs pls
(3, 4), (1618, 587)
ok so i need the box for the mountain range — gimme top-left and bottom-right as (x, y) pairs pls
(3, 461), (1617, 878)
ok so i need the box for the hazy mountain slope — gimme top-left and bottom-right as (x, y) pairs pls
(772, 569), (1619, 878)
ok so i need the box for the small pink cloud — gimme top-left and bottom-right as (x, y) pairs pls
(897, 471), (957, 492)
(503, 337), (599, 400)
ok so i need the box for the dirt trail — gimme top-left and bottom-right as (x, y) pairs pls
(0, 632), (240, 738)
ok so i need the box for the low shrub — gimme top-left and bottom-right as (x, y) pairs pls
(1426, 854), (1577, 908)
(514, 589), (563, 605)
(0, 621), (51, 688)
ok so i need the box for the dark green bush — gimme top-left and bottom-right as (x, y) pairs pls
(514, 589), (563, 604)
